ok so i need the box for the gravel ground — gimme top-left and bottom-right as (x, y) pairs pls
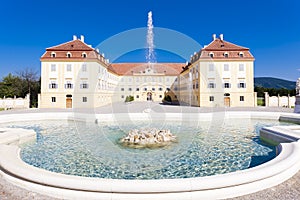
(0, 103), (298, 199)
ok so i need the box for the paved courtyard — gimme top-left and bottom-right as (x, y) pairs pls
(0, 103), (299, 199)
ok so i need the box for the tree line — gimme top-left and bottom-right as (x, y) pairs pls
(0, 68), (40, 108)
(255, 86), (296, 97)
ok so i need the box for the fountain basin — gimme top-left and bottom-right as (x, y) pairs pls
(0, 112), (300, 199)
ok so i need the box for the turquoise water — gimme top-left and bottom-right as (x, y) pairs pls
(1, 119), (291, 179)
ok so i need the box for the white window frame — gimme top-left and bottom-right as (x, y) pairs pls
(66, 64), (72, 72)
(82, 64), (87, 72)
(239, 64), (245, 71)
(51, 64), (56, 72)
(224, 64), (229, 71)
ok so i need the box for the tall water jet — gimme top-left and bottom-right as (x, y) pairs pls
(146, 11), (156, 63)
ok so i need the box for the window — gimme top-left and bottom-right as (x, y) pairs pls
(81, 83), (88, 89)
(224, 64), (229, 71)
(144, 88), (147, 91)
(82, 52), (87, 58)
(51, 64), (56, 72)
(152, 88), (155, 91)
(224, 52), (229, 58)
(208, 83), (216, 88)
(136, 88), (140, 91)
(209, 52), (214, 58)
(238, 82), (246, 88)
(136, 95), (139, 98)
(239, 52), (244, 57)
(209, 96), (214, 102)
(121, 95), (124, 98)
(67, 52), (72, 58)
(166, 88), (170, 91)
(49, 82), (57, 89)
(82, 64), (87, 72)
(209, 64), (214, 71)
(51, 52), (56, 58)
(240, 96), (244, 101)
(66, 64), (72, 72)
(65, 82), (73, 89)
(121, 88), (124, 91)
(224, 83), (231, 88)
(159, 87), (163, 91)
(239, 64), (245, 71)
(159, 95), (162, 98)
(196, 83), (199, 89)
(128, 88), (132, 91)
(83, 97), (87, 102)
(51, 97), (56, 102)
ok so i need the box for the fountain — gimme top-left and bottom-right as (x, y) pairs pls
(146, 11), (156, 64)
(120, 128), (177, 148)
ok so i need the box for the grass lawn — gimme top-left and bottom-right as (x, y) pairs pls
(257, 98), (265, 106)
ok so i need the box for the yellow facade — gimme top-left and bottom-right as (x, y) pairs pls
(39, 35), (255, 108)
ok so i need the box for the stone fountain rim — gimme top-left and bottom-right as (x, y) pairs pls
(0, 111), (300, 199)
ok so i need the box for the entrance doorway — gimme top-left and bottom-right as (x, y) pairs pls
(224, 93), (230, 107)
(224, 97), (230, 107)
(147, 92), (152, 101)
(66, 94), (72, 108)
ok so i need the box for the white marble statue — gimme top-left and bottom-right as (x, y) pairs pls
(296, 78), (300, 95)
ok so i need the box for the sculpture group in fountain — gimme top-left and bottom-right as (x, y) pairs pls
(120, 128), (177, 148)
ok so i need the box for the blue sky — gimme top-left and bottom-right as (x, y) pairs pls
(0, 0), (299, 81)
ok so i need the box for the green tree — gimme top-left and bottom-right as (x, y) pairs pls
(125, 95), (134, 102)
(0, 73), (23, 98)
(16, 68), (40, 107)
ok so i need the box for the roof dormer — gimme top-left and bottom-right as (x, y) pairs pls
(51, 52), (56, 58)
(224, 52), (229, 58)
(66, 52), (72, 58)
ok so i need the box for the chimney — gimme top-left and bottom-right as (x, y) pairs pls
(73, 35), (77, 40)
(212, 34), (216, 41)
(220, 34), (224, 41)
(80, 35), (84, 42)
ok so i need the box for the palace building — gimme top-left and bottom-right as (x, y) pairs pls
(38, 34), (255, 108)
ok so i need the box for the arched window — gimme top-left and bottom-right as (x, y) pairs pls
(239, 52), (244, 57)
(209, 52), (214, 58)
(82, 52), (87, 58)
(51, 52), (56, 58)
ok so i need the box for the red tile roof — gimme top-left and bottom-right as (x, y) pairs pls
(40, 39), (105, 62)
(108, 63), (184, 76)
(204, 38), (249, 51)
(192, 38), (254, 61)
(46, 39), (94, 51)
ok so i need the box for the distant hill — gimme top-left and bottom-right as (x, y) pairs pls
(254, 77), (296, 90)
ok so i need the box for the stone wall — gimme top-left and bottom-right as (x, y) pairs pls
(264, 92), (295, 108)
(0, 94), (30, 109)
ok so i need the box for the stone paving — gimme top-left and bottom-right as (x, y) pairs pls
(0, 103), (299, 199)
